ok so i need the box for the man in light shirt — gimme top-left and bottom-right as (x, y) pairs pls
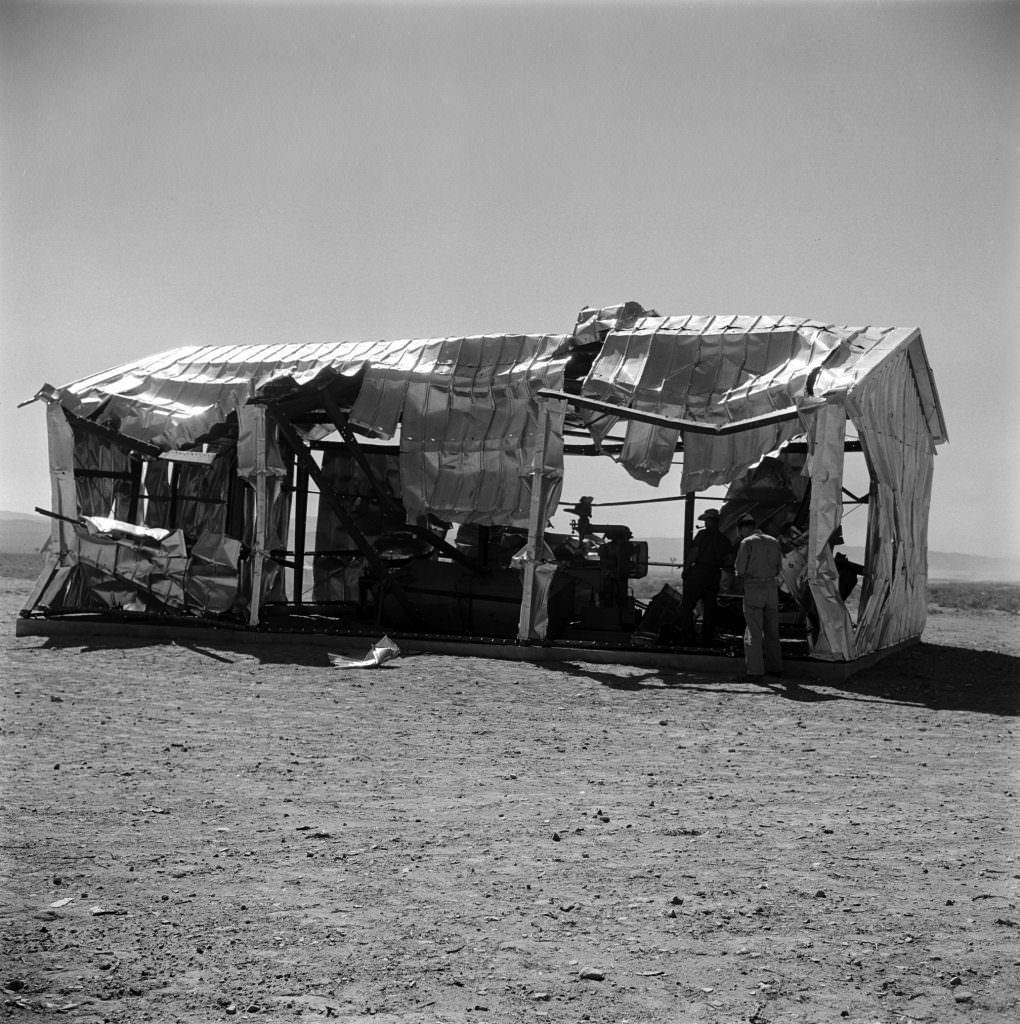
(733, 513), (784, 680)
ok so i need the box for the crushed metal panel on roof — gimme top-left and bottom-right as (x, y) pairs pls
(582, 316), (846, 421)
(576, 316), (946, 487)
(579, 316), (848, 485)
(389, 333), (572, 525)
(47, 331), (576, 527)
(52, 339), (408, 448)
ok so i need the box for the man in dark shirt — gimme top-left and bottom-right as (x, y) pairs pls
(679, 508), (733, 645)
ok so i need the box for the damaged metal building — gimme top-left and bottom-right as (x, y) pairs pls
(17, 302), (947, 675)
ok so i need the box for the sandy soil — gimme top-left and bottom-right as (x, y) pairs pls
(1, 576), (1017, 1023)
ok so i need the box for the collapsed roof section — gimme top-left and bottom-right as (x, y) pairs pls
(576, 313), (947, 492)
(40, 331), (575, 527)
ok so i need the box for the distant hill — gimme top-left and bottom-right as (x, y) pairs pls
(645, 537), (1020, 585)
(1, 512), (1017, 583)
(911, 550), (1020, 584)
(0, 511), (50, 554)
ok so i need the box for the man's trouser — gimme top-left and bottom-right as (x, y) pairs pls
(679, 568), (721, 643)
(742, 581), (782, 676)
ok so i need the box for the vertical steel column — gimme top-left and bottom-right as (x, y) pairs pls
(168, 462), (179, 528)
(293, 459), (309, 606)
(683, 492), (696, 564)
(127, 458), (143, 524)
(518, 401), (557, 642)
(245, 405), (270, 628)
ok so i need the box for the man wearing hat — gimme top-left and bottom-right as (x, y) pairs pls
(734, 513), (784, 679)
(678, 508), (733, 645)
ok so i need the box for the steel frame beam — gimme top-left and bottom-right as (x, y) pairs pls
(538, 388), (807, 436)
(261, 401), (419, 622)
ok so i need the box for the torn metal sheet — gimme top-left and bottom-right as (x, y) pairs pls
(578, 316), (948, 492)
(72, 519), (189, 612)
(81, 516), (172, 543)
(142, 454), (234, 544)
(70, 424), (134, 520)
(584, 317), (832, 487)
(186, 533), (242, 615)
(846, 346), (935, 654)
(803, 404), (856, 660)
(329, 635), (401, 668)
(384, 333), (572, 526)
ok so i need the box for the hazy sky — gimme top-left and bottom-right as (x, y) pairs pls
(1, 0), (1017, 557)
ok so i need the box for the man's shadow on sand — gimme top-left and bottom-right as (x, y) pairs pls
(543, 641), (1019, 716)
(545, 660), (842, 702)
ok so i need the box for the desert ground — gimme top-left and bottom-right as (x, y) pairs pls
(1, 571), (1017, 1024)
